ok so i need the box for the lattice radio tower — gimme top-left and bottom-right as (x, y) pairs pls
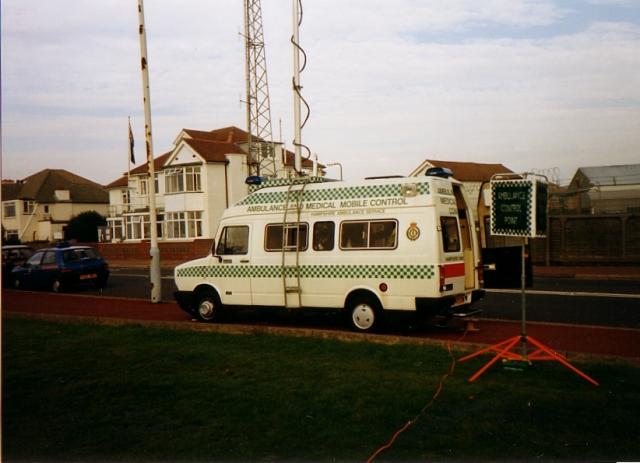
(244, 0), (277, 178)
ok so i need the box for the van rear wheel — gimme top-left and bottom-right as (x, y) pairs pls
(348, 295), (380, 333)
(195, 290), (221, 322)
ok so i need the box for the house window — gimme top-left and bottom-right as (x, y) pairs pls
(109, 219), (124, 241)
(23, 200), (35, 215)
(121, 190), (130, 208)
(123, 214), (162, 240)
(187, 211), (203, 238)
(3, 202), (16, 218)
(154, 173), (160, 194)
(44, 205), (49, 213)
(126, 215), (142, 240)
(140, 178), (148, 196)
(165, 211), (202, 238)
(340, 220), (397, 250)
(165, 167), (201, 193)
(185, 167), (201, 191)
(166, 212), (186, 238)
(143, 215), (151, 239)
(157, 214), (164, 239)
(5, 230), (19, 241)
(165, 168), (183, 193)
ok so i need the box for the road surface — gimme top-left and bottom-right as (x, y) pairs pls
(85, 269), (640, 328)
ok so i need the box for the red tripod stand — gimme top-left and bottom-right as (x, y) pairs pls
(458, 334), (599, 386)
(459, 241), (598, 386)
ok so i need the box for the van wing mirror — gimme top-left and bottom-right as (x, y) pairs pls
(211, 240), (222, 263)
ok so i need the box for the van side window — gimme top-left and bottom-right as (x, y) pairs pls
(313, 221), (335, 251)
(341, 222), (368, 248)
(441, 217), (461, 252)
(370, 221), (397, 248)
(216, 226), (249, 255)
(265, 223), (308, 252)
(340, 220), (397, 250)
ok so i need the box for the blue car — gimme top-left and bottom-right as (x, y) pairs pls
(11, 244), (109, 292)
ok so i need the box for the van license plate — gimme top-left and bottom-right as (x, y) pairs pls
(80, 273), (97, 280)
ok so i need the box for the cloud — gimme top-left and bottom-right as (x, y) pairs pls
(1, 0), (639, 186)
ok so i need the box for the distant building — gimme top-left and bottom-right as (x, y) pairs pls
(566, 164), (640, 215)
(1, 169), (108, 243)
(105, 126), (323, 242)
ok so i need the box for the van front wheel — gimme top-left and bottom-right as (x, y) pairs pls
(195, 290), (221, 322)
(348, 296), (380, 333)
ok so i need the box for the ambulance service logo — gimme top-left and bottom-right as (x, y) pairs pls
(406, 222), (420, 241)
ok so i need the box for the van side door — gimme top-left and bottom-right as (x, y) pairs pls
(215, 225), (252, 306)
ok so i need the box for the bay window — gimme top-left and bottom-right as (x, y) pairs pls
(166, 211), (203, 239)
(165, 166), (201, 193)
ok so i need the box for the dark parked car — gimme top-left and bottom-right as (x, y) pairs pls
(2, 245), (34, 287)
(11, 244), (109, 292)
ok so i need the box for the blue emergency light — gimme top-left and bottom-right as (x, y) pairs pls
(425, 167), (454, 178)
(245, 176), (266, 185)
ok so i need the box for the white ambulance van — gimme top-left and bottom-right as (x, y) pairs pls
(174, 168), (485, 332)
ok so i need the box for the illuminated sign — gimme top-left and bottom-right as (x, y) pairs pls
(490, 179), (547, 238)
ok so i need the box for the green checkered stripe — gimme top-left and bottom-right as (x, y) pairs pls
(177, 264), (435, 280)
(238, 182), (430, 206)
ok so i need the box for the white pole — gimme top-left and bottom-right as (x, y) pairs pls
(127, 117), (131, 213)
(292, 0), (302, 174)
(137, 0), (161, 303)
(243, 0), (254, 173)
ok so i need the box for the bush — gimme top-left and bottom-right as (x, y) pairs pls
(64, 211), (106, 242)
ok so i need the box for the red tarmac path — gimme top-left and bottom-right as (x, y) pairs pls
(2, 289), (639, 361)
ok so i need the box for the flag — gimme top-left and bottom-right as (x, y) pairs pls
(128, 119), (135, 164)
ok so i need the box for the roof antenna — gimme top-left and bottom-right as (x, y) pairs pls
(291, 0), (311, 176)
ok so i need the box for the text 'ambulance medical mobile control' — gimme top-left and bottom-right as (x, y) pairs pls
(174, 168), (485, 332)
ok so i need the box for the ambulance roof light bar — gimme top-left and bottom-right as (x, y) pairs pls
(245, 175), (266, 185)
(425, 167), (454, 178)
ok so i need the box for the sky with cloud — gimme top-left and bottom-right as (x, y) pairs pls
(2, 0), (639, 185)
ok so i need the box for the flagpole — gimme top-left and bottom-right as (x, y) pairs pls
(127, 117), (132, 213)
(128, 116), (132, 174)
(137, 0), (162, 303)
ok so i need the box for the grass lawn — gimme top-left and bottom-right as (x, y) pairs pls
(3, 317), (640, 461)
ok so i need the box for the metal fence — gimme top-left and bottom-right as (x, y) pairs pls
(530, 214), (640, 264)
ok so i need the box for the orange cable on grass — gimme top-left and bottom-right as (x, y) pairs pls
(365, 328), (468, 463)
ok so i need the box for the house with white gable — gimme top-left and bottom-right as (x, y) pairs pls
(105, 126), (322, 242)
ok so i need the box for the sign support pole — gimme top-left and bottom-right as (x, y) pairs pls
(520, 238), (527, 359)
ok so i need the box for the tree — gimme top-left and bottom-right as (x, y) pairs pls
(64, 211), (107, 243)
